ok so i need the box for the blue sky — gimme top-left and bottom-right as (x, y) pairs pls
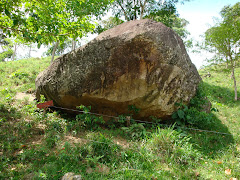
(176, 0), (240, 68)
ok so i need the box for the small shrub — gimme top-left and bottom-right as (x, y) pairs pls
(75, 105), (105, 130)
(128, 105), (140, 115)
(189, 83), (208, 111)
(172, 83), (215, 129)
(122, 123), (148, 140)
(172, 103), (214, 129)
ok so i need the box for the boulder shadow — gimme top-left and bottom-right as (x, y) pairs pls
(202, 81), (240, 107)
(183, 82), (237, 157)
(185, 112), (234, 158)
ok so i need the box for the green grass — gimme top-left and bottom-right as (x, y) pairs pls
(0, 57), (51, 94)
(0, 57), (240, 179)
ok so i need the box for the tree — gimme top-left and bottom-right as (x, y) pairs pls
(204, 2), (240, 101)
(94, 16), (124, 34)
(0, 33), (13, 61)
(95, 4), (189, 40)
(96, 12), (189, 39)
(111, 0), (189, 39)
(147, 13), (190, 39)
(0, 0), (113, 61)
(0, 44), (13, 61)
(112, 0), (188, 21)
(45, 39), (79, 56)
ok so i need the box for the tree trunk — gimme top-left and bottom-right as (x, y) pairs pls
(51, 40), (59, 63)
(72, 40), (76, 51)
(12, 43), (17, 61)
(232, 68), (238, 101)
(140, 0), (147, 19)
(117, 1), (129, 21)
(29, 44), (31, 58)
(230, 56), (238, 101)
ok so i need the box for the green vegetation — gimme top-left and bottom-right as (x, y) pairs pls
(0, 37), (14, 61)
(0, 57), (239, 179)
(112, 0), (188, 21)
(0, 0), (113, 62)
(0, 0), (191, 62)
(203, 2), (240, 101)
(0, 0), (112, 45)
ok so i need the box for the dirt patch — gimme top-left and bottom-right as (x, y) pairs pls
(62, 134), (130, 149)
(64, 135), (88, 145)
(113, 137), (130, 149)
(15, 92), (35, 102)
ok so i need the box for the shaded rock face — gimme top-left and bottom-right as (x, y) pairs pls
(36, 19), (201, 120)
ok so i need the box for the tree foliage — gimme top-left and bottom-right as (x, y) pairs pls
(204, 2), (240, 101)
(148, 13), (189, 39)
(0, 47), (13, 61)
(112, 0), (188, 20)
(0, 34), (13, 61)
(111, 0), (189, 39)
(0, 0), (112, 46)
(94, 16), (124, 34)
(44, 39), (80, 56)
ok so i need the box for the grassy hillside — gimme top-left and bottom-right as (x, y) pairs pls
(199, 63), (240, 138)
(0, 58), (239, 179)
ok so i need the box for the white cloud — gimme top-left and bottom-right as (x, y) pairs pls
(177, 11), (220, 69)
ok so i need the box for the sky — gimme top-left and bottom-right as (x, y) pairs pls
(176, 0), (240, 69)
(25, 0), (239, 69)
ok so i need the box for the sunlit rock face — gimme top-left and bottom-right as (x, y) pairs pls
(35, 19), (201, 120)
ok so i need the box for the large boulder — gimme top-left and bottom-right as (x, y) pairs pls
(35, 19), (201, 120)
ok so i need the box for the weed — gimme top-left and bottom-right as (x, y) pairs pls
(172, 83), (217, 129)
(128, 105), (140, 115)
(76, 105), (105, 130)
(172, 103), (215, 129)
(189, 82), (208, 111)
(122, 123), (148, 140)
